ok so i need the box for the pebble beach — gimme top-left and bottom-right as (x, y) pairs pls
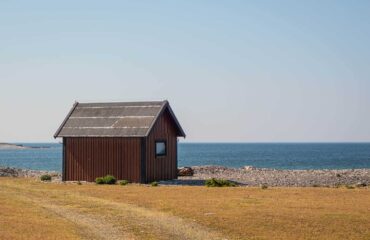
(176, 166), (370, 187)
(1, 165), (369, 187)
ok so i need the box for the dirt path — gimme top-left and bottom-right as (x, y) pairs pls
(42, 203), (134, 240)
(1, 182), (225, 240)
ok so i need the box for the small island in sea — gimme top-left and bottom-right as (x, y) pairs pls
(0, 143), (31, 150)
(0, 143), (50, 150)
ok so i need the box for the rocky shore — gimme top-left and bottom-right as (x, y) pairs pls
(176, 166), (370, 187)
(1, 165), (370, 187)
(0, 166), (60, 178)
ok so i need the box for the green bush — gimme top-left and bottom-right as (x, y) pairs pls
(261, 184), (268, 189)
(205, 178), (236, 187)
(119, 180), (129, 186)
(151, 181), (159, 187)
(95, 177), (105, 184)
(40, 174), (52, 181)
(103, 175), (117, 184)
(95, 175), (117, 184)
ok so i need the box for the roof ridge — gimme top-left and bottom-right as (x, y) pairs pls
(77, 100), (166, 104)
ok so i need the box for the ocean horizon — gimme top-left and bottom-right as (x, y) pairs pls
(1, 142), (370, 172)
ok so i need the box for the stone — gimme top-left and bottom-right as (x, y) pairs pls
(178, 167), (194, 176)
(243, 166), (256, 171)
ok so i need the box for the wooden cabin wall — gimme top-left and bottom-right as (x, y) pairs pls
(145, 109), (178, 182)
(64, 137), (141, 182)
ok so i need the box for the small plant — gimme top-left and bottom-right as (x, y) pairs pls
(261, 184), (268, 189)
(345, 185), (355, 189)
(40, 174), (52, 181)
(119, 180), (129, 186)
(151, 181), (159, 187)
(205, 178), (236, 187)
(95, 177), (105, 184)
(77, 181), (82, 185)
(312, 184), (319, 187)
(103, 175), (117, 185)
(336, 173), (341, 178)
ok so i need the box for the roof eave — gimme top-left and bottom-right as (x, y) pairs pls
(54, 102), (79, 138)
(166, 103), (186, 138)
(145, 100), (186, 138)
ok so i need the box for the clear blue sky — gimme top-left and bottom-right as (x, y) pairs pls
(1, 1), (369, 142)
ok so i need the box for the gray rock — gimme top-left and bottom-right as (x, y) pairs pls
(243, 166), (256, 171)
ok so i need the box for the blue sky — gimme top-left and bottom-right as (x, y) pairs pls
(0, 1), (369, 142)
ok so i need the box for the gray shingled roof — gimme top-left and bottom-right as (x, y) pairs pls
(54, 101), (185, 138)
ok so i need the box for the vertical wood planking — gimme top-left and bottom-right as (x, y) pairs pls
(145, 109), (178, 182)
(64, 137), (141, 182)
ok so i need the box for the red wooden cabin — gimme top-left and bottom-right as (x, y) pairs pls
(54, 101), (185, 183)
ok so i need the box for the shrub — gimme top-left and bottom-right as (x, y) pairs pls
(119, 180), (129, 186)
(312, 184), (319, 187)
(103, 175), (117, 185)
(336, 173), (341, 178)
(261, 184), (268, 189)
(345, 185), (355, 189)
(205, 178), (236, 187)
(95, 177), (105, 184)
(77, 181), (82, 185)
(95, 175), (117, 185)
(151, 181), (159, 187)
(40, 174), (52, 181)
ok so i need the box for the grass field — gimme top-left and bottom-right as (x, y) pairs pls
(0, 178), (370, 240)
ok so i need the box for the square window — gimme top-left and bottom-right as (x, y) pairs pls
(155, 141), (166, 157)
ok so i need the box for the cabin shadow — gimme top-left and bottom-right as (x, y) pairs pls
(159, 179), (206, 186)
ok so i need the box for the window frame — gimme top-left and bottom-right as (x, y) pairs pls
(155, 140), (167, 158)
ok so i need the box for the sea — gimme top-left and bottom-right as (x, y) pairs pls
(0, 143), (370, 172)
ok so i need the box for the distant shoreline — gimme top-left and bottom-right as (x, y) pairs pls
(0, 143), (31, 150)
(0, 143), (50, 150)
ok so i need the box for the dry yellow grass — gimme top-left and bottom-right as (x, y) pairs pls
(0, 178), (370, 240)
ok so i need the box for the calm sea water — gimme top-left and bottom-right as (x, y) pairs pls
(0, 143), (370, 172)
